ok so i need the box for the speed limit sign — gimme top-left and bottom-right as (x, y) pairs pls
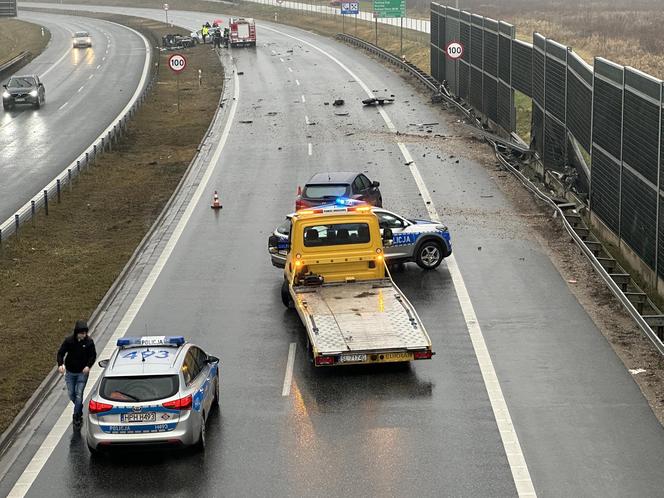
(168, 53), (187, 73)
(445, 41), (464, 60)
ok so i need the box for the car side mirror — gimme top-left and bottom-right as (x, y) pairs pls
(98, 359), (109, 368)
(206, 356), (220, 364)
(372, 180), (380, 188)
(382, 228), (393, 246)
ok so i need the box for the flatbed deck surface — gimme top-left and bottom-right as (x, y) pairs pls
(294, 280), (430, 353)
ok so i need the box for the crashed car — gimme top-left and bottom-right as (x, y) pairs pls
(296, 171), (383, 211)
(2, 75), (45, 111)
(268, 201), (452, 270)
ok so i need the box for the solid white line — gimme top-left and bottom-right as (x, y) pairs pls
(41, 42), (71, 79)
(102, 56), (106, 61)
(282, 343), (297, 396)
(308, 143), (312, 155)
(7, 26), (226, 498)
(77, 86), (84, 92)
(88, 74), (94, 80)
(301, 94), (306, 103)
(279, 57), (284, 62)
(288, 66), (293, 72)
(304, 115), (309, 125)
(260, 24), (537, 497)
(58, 102), (68, 111)
(295, 79), (300, 86)
(96, 64), (101, 69)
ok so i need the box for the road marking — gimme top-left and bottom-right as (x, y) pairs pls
(305, 115), (309, 125)
(282, 343), (297, 396)
(41, 40), (72, 78)
(261, 24), (537, 498)
(96, 64), (101, 69)
(301, 95), (306, 103)
(6, 25), (211, 498)
(280, 57), (284, 62)
(77, 86), (84, 92)
(295, 79), (300, 86)
(102, 56), (106, 61)
(308, 143), (312, 155)
(88, 74), (94, 80)
(288, 66), (293, 72)
(58, 102), (68, 111)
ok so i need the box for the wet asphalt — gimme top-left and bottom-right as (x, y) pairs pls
(6, 4), (664, 497)
(0, 11), (146, 221)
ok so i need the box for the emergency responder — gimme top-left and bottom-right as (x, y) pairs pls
(213, 29), (222, 49)
(202, 24), (209, 44)
(223, 27), (230, 48)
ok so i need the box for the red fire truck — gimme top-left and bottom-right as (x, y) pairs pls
(229, 17), (256, 47)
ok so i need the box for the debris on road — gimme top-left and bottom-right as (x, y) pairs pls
(335, 112), (349, 116)
(345, 132), (355, 136)
(237, 71), (244, 75)
(362, 97), (395, 106)
(333, 99), (345, 106)
(239, 120), (253, 124)
(266, 112), (278, 116)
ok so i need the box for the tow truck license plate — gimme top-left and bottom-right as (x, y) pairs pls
(121, 412), (157, 423)
(339, 354), (367, 363)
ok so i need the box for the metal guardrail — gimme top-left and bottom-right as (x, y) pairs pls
(336, 32), (664, 356)
(0, 38), (154, 244)
(0, 51), (30, 79)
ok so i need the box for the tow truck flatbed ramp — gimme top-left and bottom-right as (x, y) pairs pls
(294, 279), (431, 353)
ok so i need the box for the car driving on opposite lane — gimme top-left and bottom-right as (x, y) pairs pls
(86, 336), (220, 454)
(296, 172), (383, 210)
(269, 202), (452, 270)
(2, 75), (45, 111)
(73, 31), (92, 48)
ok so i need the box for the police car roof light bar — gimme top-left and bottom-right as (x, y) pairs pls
(116, 336), (186, 348)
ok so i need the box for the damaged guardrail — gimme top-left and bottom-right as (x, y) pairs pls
(337, 32), (664, 356)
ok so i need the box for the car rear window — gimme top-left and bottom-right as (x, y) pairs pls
(100, 375), (179, 402)
(8, 77), (35, 88)
(75, 31), (89, 37)
(303, 223), (371, 247)
(303, 184), (349, 199)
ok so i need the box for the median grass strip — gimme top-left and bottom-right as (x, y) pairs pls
(0, 18), (50, 68)
(0, 14), (223, 433)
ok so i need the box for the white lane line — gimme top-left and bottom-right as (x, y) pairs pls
(41, 40), (72, 78)
(77, 86), (84, 92)
(282, 343), (297, 396)
(260, 24), (537, 498)
(305, 115), (309, 125)
(7, 34), (242, 498)
(301, 95), (306, 103)
(88, 74), (94, 80)
(279, 57), (284, 62)
(308, 143), (312, 156)
(295, 79), (300, 86)
(58, 102), (68, 111)
(102, 56), (106, 61)
(96, 64), (101, 69)
(288, 67), (293, 72)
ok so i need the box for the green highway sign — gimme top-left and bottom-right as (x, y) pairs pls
(373, 0), (405, 18)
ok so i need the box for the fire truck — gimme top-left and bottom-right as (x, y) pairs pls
(229, 17), (256, 47)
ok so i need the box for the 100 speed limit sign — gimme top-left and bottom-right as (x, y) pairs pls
(445, 41), (464, 60)
(168, 53), (187, 73)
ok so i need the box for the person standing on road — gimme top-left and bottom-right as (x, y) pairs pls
(57, 320), (96, 428)
(202, 25), (209, 44)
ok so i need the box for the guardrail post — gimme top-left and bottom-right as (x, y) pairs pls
(77, 160), (81, 174)
(85, 152), (89, 166)
(44, 190), (48, 216)
(93, 145), (97, 162)
(56, 179), (61, 203)
(14, 214), (19, 236)
(101, 137), (105, 152)
(68, 169), (72, 191)
(0, 228), (2, 245)
(31, 200), (35, 226)
(108, 131), (112, 151)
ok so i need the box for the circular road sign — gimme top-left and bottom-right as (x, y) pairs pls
(445, 41), (464, 60)
(168, 53), (187, 73)
(163, 2), (169, 9)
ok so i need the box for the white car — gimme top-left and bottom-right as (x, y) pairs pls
(73, 31), (92, 48)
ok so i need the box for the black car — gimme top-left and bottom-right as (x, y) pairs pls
(2, 74), (46, 111)
(295, 172), (382, 210)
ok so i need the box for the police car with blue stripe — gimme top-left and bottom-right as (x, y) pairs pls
(85, 336), (219, 454)
(268, 199), (452, 270)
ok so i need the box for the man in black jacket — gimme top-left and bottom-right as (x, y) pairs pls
(57, 320), (97, 428)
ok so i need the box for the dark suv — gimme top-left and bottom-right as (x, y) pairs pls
(296, 172), (382, 210)
(2, 74), (46, 111)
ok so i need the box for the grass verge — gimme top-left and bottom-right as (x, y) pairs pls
(0, 13), (223, 433)
(0, 18), (51, 69)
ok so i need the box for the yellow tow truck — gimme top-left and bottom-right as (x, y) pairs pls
(271, 204), (434, 366)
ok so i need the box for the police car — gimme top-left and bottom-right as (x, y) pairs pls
(268, 200), (452, 270)
(85, 336), (219, 454)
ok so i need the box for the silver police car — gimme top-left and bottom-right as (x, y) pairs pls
(268, 204), (452, 270)
(85, 336), (219, 454)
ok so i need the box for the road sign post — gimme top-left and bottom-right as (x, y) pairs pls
(341, 3), (359, 34)
(168, 53), (187, 113)
(163, 3), (169, 25)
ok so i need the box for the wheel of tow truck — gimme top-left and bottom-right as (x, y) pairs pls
(281, 280), (294, 309)
(415, 240), (444, 270)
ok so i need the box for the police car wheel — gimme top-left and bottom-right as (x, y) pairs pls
(416, 240), (443, 270)
(212, 378), (219, 407)
(195, 420), (206, 452)
(281, 280), (294, 309)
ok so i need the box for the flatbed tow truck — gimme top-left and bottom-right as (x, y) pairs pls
(272, 203), (434, 366)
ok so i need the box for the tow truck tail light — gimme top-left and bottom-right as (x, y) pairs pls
(414, 351), (433, 360)
(315, 355), (335, 366)
(89, 399), (113, 414)
(163, 394), (193, 410)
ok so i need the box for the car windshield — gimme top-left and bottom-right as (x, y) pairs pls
(303, 223), (371, 247)
(303, 184), (349, 199)
(74, 32), (89, 37)
(7, 77), (36, 88)
(100, 375), (179, 402)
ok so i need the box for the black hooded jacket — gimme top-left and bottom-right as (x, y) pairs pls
(56, 334), (97, 373)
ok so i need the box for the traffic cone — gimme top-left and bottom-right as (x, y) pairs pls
(211, 190), (222, 209)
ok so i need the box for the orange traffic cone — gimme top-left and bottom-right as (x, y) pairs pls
(211, 190), (222, 209)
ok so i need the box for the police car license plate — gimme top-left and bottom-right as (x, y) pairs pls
(15, 98), (25, 102)
(121, 412), (157, 423)
(339, 354), (367, 363)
